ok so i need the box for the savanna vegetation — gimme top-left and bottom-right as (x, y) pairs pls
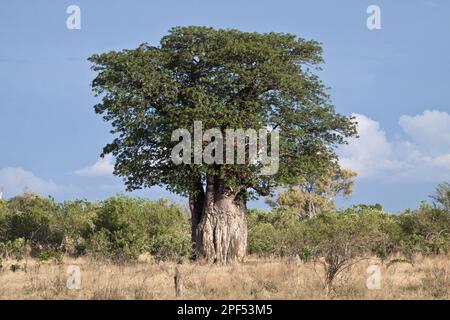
(0, 181), (449, 298)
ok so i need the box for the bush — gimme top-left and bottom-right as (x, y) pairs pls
(58, 200), (97, 256)
(0, 238), (30, 261)
(248, 207), (306, 257)
(1, 191), (448, 267)
(4, 194), (64, 253)
(88, 196), (151, 261)
(398, 204), (450, 257)
(342, 205), (403, 260)
(149, 233), (191, 262)
(87, 196), (191, 262)
(0, 194), (192, 263)
(248, 221), (279, 256)
(248, 206), (391, 292)
(144, 200), (192, 261)
(296, 211), (385, 292)
(86, 229), (115, 261)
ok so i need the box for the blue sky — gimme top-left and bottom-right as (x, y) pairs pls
(0, 0), (449, 212)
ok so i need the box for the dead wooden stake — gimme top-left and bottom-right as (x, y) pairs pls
(174, 266), (183, 298)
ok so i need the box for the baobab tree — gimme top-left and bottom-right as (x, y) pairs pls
(89, 26), (357, 264)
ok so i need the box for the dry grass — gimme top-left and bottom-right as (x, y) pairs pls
(0, 255), (449, 300)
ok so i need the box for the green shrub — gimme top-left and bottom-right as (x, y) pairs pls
(4, 194), (64, 253)
(87, 196), (191, 262)
(296, 211), (385, 292)
(89, 196), (149, 261)
(248, 206), (391, 292)
(144, 200), (192, 261)
(1, 190), (448, 267)
(149, 233), (191, 262)
(58, 200), (97, 256)
(248, 222), (279, 256)
(398, 204), (450, 257)
(248, 208), (300, 257)
(86, 229), (115, 261)
(342, 205), (403, 260)
(0, 238), (30, 261)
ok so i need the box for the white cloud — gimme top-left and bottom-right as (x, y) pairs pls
(339, 110), (450, 182)
(399, 110), (450, 156)
(0, 167), (72, 198)
(340, 114), (394, 177)
(75, 154), (114, 177)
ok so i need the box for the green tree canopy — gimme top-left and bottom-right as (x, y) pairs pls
(89, 26), (356, 197)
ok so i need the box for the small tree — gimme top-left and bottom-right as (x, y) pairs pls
(431, 182), (450, 214)
(269, 166), (356, 218)
(298, 211), (383, 294)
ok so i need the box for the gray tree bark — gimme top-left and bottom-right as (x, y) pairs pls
(189, 180), (205, 245)
(195, 176), (247, 264)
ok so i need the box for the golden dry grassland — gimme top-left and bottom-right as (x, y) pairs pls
(0, 255), (449, 300)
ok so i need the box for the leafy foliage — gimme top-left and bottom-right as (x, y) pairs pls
(89, 196), (191, 261)
(248, 200), (450, 292)
(0, 194), (191, 262)
(0, 185), (449, 266)
(89, 26), (357, 200)
(397, 203), (450, 256)
(0, 238), (29, 261)
(431, 182), (450, 213)
(3, 194), (63, 251)
(269, 167), (357, 218)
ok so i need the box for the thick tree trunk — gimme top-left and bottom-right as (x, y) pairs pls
(195, 176), (247, 264)
(189, 181), (205, 245)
